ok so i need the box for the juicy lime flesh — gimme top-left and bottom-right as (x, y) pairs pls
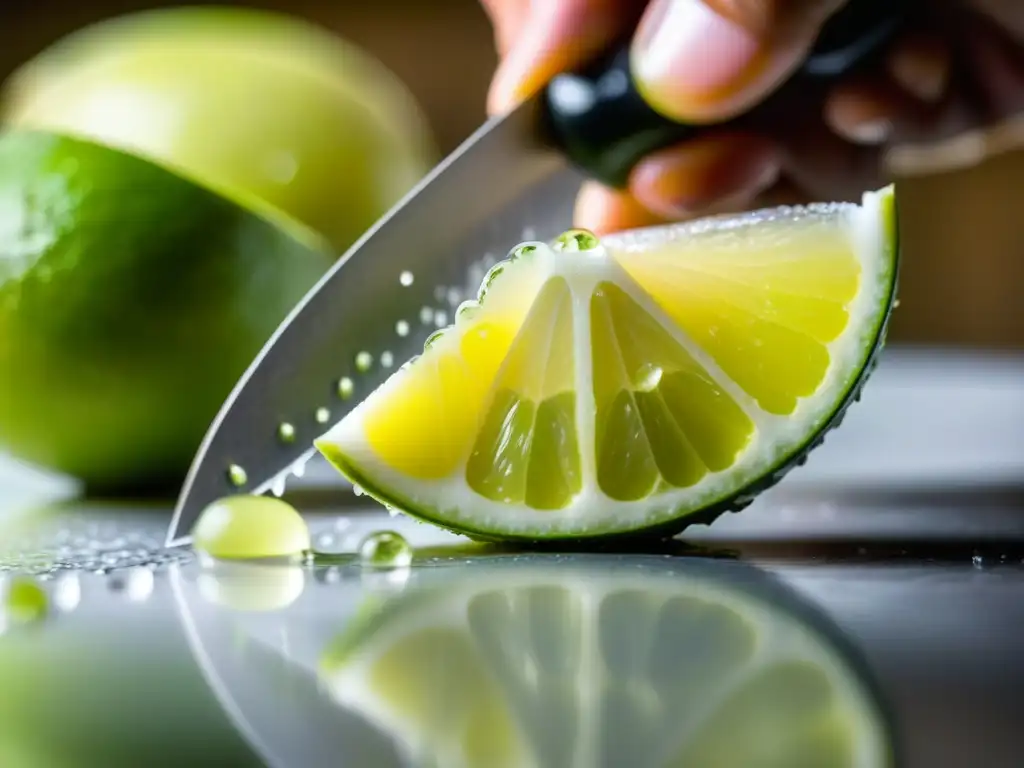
(322, 189), (895, 535)
(616, 216), (860, 416)
(192, 495), (310, 560)
(324, 578), (884, 768)
(591, 281), (754, 501)
(0, 130), (332, 490)
(466, 278), (582, 509)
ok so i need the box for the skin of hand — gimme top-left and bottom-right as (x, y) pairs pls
(481, 0), (1024, 233)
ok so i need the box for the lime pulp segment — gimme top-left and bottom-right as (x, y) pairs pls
(317, 187), (898, 540)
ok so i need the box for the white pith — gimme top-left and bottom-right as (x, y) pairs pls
(322, 570), (888, 768)
(319, 188), (895, 536)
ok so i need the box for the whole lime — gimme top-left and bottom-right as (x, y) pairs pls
(3, 6), (437, 251)
(0, 8), (437, 493)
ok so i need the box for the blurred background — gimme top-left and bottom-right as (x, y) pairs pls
(3, 0), (1022, 350)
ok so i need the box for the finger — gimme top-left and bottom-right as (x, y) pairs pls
(573, 181), (673, 234)
(626, 131), (782, 219)
(487, 0), (645, 115)
(631, 0), (847, 123)
(480, 0), (532, 57)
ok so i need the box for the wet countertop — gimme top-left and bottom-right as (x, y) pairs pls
(2, 346), (1024, 768)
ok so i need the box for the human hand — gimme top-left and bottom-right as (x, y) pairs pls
(481, 0), (1024, 233)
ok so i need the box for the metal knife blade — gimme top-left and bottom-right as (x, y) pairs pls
(166, 98), (584, 545)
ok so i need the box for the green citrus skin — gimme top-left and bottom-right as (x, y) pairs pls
(2, 6), (437, 252)
(0, 130), (333, 493)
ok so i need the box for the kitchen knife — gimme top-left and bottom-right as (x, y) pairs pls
(167, 0), (910, 546)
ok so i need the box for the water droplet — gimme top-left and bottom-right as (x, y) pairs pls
(110, 567), (154, 603)
(893, 299), (902, 309)
(387, 507), (401, 518)
(972, 553), (985, 567)
(265, 151), (298, 184)
(352, 484), (365, 497)
(277, 422), (296, 444)
(395, 320), (410, 337)
(192, 496), (311, 560)
(433, 310), (448, 328)
(380, 351), (394, 369)
(634, 363), (663, 392)
(52, 573), (81, 612)
(358, 531), (413, 569)
(270, 475), (287, 498)
(399, 271), (414, 287)
(419, 306), (434, 324)
(227, 464), (248, 487)
(337, 377), (355, 400)
(3, 577), (48, 624)
(355, 351), (373, 373)
(553, 228), (599, 252)
(511, 243), (538, 260)
(315, 407), (331, 424)
(291, 459), (307, 478)
(521, 226), (537, 240)
(318, 566), (343, 584)
(315, 532), (336, 550)
(445, 288), (462, 306)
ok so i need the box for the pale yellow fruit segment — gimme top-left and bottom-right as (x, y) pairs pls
(615, 217), (860, 415)
(362, 261), (544, 479)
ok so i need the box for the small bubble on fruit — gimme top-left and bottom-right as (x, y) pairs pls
(337, 377), (355, 400)
(380, 351), (394, 369)
(277, 422), (296, 444)
(395, 320), (410, 337)
(355, 351), (373, 372)
(553, 228), (599, 252)
(358, 531), (412, 569)
(634, 364), (663, 392)
(192, 496), (310, 560)
(511, 243), (538, 260)
(3, 577), (48, 625)
(399, 271), (414, 287)
(315, 407), (331, 424)
(227, 464), (248, 487)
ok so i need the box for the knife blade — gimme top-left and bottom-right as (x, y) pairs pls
(167, 0), (910, 545)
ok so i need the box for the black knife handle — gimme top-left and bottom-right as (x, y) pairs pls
(542, 0), (911, 189)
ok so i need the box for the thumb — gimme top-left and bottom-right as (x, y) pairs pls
(631, 0), (847, 123)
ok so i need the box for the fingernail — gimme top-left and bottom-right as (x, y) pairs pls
(633, 0), (762, 109)
(630, 134), (780, 218)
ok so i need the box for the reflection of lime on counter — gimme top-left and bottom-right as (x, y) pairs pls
(321, 560), (893, 768)
(0, 7), (436, 492)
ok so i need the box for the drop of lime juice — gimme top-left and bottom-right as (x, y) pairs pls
(315, 407), (331, 424)
(358, 531), (412, 569)
(337, 377), (355, 400)
(3, 577), (48, 624)
(277, 422), (296, 443)
(553, 228), (599, 252)
(227, 463), (248, 487)
(355, 351), (373, 373)
(192, 495), (311, 560)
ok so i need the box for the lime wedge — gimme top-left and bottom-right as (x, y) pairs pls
(317, 187), (899, 540)
(320, 560), (893, 768)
